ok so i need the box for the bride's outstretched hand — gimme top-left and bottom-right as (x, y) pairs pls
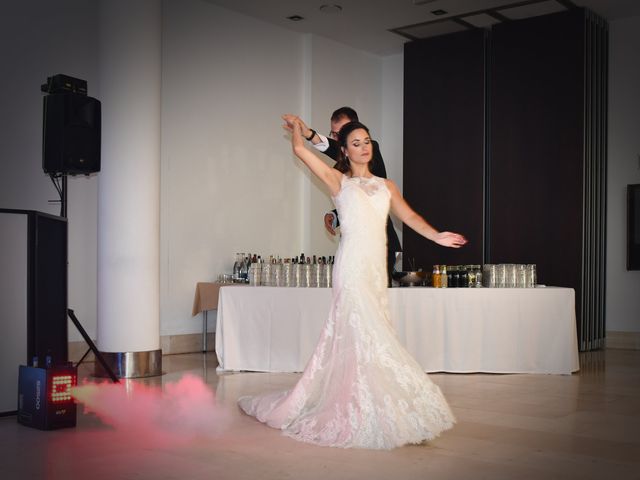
(282, 114), (297, 133)
(434, 232), (467, 248)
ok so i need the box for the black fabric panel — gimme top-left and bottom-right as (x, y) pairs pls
(489, 10), (584, 299)
(403, 29), (486, 271)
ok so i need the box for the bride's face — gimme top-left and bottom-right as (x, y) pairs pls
(342, 128), (372, 166)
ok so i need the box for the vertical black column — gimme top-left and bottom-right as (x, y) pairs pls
(581, 10), (608, 350)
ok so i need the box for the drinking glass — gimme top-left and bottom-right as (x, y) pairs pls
(516, 264), (527, 288)
(273, 263), (283, 287)
(527, 264), (537, 287)
(495, 264), (506, 288)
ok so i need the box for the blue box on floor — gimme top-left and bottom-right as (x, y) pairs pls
(17, 364), (77, 430)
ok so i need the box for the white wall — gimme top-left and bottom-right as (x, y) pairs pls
(381, 53), (405, 244)
(160, 0), (306, 335)
(606, 15), (640, 333)
(0, 0), (99, 341)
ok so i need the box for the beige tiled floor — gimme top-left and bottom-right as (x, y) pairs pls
(1, 349), (638, 480)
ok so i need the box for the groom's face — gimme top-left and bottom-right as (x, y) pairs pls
(329, 116), (351, 140)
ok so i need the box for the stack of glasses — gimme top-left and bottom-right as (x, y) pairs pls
(482, 264), (537, 288)
(250, 260), (333, 287)
(228, 253), (334, 287)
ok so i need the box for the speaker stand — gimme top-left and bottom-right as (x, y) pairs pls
(61, 175), (67, 218)
(58, 183), (118, 382)
(68, 309), (119, 383)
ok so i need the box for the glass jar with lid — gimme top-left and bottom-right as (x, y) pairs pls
(467, 265), (476, 287)
(474, 265), (483, 287)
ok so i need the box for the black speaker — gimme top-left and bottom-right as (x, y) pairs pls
(43, 93), (101, 175)
(27, 211), (69, 365)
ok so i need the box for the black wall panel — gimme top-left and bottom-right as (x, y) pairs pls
(403, 8), (608, 350)
(403, 29), (486, 270)
(489, 10), (584, 292)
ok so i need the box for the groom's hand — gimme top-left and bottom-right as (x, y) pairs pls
(324, 213), (336, 236)
(282, 114), (313, 139)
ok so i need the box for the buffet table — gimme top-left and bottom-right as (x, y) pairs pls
(215, 286), (580, 374)
(191, 282), (226, 352)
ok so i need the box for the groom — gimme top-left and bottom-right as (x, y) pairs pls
(290, 107), (402, 286)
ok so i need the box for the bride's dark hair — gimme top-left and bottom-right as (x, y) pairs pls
(334, 121), (373, 175)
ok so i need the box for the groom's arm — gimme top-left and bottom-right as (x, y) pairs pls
(309, 134), (339, 163)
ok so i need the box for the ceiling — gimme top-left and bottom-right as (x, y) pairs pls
(203, 0), (640, 55)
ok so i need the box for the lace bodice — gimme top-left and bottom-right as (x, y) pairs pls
(332, 175), (390, 297)
(334, 175), (390, 228)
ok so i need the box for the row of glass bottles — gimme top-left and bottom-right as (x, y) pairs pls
(232, 253), (334, 287)
(431, 264), (537, 288)
(432, 265), (483, 288)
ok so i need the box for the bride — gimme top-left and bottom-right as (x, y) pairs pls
(239, 116), (467, 449)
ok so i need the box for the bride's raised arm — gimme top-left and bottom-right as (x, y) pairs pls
(385, 178), (467, 249)
(284, 115), (342, 197)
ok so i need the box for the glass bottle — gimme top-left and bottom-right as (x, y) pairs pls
(432, 265), (441, 288)
(450, 265), (459, 288)
(232, 253), (241, 280)
(260, 259), (271, 286)
(240, 255), (249, 282)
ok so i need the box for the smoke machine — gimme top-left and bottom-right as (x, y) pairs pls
(17, 362), (77, 430)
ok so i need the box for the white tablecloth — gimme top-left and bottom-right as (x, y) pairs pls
(215, 286), (580, 374)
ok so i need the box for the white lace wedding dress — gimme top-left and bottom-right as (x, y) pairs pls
(239, 175), (455, 449)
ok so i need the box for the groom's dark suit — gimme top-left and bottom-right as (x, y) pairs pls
(323, 138), (402, 285)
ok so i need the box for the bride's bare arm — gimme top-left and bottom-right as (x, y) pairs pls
(386, 179), (467, 248)
(284, 116), (342, 196)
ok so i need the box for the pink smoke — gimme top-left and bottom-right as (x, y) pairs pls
(71, 374), (230, 442)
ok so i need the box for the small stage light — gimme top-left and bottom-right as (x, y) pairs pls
(17, 364), (77, 430)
